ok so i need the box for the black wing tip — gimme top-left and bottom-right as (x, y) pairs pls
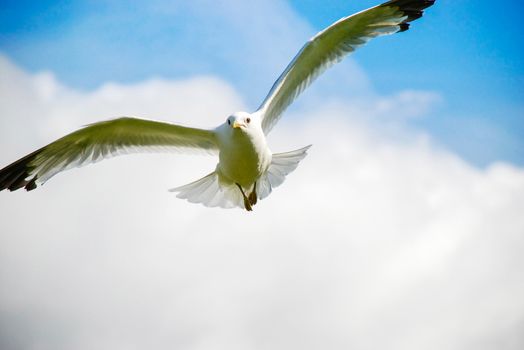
(381, 0), (436, 32)
(399, 23), (410, 32)
(0, 151), (41, 192)
(25, 178), (38, 191)
(383, 0), (436, 9)
(0, 168), (39, 192)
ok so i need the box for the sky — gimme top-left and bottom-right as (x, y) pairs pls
(0, 1), (523, 349)
(1, 0), (522, 166)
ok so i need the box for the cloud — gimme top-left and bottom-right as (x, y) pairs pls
(1, 55), (523, 350)
(372, 90), (442, 119)
(1, 0), (372, 109)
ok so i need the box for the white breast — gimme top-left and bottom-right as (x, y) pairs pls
(216, 124), (272, 188)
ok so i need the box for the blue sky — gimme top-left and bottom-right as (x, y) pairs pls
(0, 0), (522, 166)
(1, 2), (524, 349)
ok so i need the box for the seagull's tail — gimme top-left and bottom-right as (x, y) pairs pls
(170, 145), (312, 209)
(256, 145), (312, 200)
(169, 171), (244, 209)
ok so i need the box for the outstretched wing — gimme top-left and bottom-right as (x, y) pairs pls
(0, 117), (218, 191)
(258, 0), (435, 134)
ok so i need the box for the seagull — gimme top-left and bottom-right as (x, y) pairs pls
(0, 0), (435, 211)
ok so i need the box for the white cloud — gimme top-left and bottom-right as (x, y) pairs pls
(5, 0), (372, 109)
(372, 90), (442, 119)
(1, 55), (523, 350)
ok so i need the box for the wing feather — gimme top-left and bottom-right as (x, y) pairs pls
(0, 117), (218, 191)
(258, 0), (435, 134)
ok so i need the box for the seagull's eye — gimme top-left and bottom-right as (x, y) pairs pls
(246, 118), (251, 124)
(227, 119), (231, 125)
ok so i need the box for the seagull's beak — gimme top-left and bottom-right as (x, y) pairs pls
(232, 120), (244, 129)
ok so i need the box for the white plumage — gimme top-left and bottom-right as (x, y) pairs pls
(0, 0), (435, 211)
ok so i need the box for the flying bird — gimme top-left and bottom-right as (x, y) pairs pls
(0, 0), (435, 211)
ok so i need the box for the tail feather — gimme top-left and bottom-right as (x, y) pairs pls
(170, 145), (311, 209)
(170, 171), (243, 209)
(257, 145), (311, 200)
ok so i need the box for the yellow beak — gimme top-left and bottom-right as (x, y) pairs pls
(232, 120), (243, 129)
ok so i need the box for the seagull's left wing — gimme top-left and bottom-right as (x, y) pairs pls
(0, 117), (218, 191)
(258, 0), (435, 134)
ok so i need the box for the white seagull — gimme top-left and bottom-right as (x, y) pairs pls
(0, 0), (435, 211)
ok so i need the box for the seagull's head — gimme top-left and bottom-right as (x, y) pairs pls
(226, 111), (255, 132)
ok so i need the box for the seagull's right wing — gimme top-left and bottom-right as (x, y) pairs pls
(0, 117), (218, 191)
(258, 0), (435, 134)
